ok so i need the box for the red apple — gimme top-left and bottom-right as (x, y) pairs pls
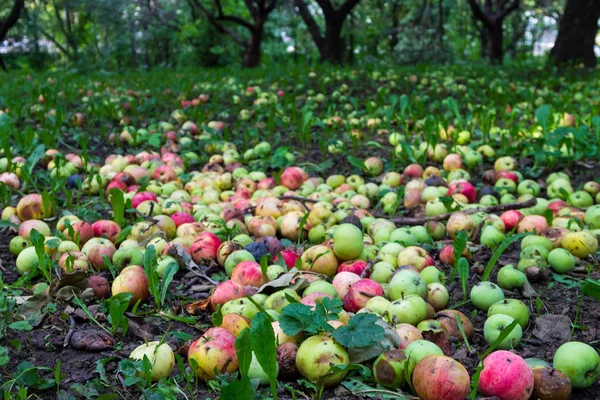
(91, 220), (122, 242)
(479, 351), (534, 400)
(501, 210), (524, 231)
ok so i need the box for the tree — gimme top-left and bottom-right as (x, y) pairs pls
(0, 0), (25, 70)
(466, 0), (521, 64)
(549, 0), (600, 68)
(188, 0), (277, 67)
(292, 0), (361, 63)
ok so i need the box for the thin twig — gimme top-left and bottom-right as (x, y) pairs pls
(390, 197), (537, 225)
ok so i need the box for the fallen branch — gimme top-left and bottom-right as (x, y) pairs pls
(390, 197), (537, 226)
(279, 195), (320, 211)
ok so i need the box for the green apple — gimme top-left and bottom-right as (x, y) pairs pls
(308, 224), (327, 244)
(553, 341), (600, 389)
(327, 175), (345, 189)
(517, 179), (541, 196)
(487, 299), (530, 328)
(16, 246), (39, 274)
(520, 245), (549, 260)
(529, 197), (550, 215)
(370, 262), (395, 284)
(521, 235), (553, 252)
(494, 178), (516, 194)
(389, 228), (418, 246)
(480, 194), (499, 206)
(9, 236), (32, 256)
(388, 294), (428, 326)
(373, 349), (408, 389)
(420, 266), (444, 284)
(113, 246), (144, 271)
(470, 282), (505, 311)
(378, 242), (404, 266)
(365, 296), (392, 316)
(267, 264), (286, 280)
(569, 190), (594, 208)
(483, 314), (523, 349)
(463, 151), (483, 168)
(404, 340), (444, 376)
(547, 248), (576, 273)
(480, 225), (506, 248)
(233, 234), (253, 247)
(408, 226), (430, 243)
(497, 264), (527, 290)
(546, 172), (570, 186)
(303, 280), (338, 298)
(264, 289), (301, 313)
(222, 297), (259, 319)
(388, 269), (427, 300)
(425, 199), (449, 217)
(129, 341), (175, 381)
(500, 193), (517, 204)
(333, 223), (364, 260)
(584, 205), (600, 228)
(547, 178), (573, 200)
(224, 250), (255, 276)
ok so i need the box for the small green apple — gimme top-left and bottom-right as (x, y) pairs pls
(497, 264), (527, 291)
(9, 236), (32, 256)
(487, 299), (530, 328)
(553, 341), (600, 389)
(483, 314), (523, 349)
(547, 248), (576, 273)
(333, 224), (364, 261)
(470, 282), (505, 311)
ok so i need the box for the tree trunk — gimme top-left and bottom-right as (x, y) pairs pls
(0, 0), (25, 44)
(549, 0), (600, 67)
(243, 23), (263, 68)
(488, 22), (503, 64)
(320, 18), (344, 63)
(390, 3), (399, 51)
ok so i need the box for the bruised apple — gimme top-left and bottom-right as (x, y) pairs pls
(129, 341), (175, 381)
(188, 327), (238, 380)
(296, 336), (349, 387)
(412, 355), (470, 400)
(111, 265), (149, 305)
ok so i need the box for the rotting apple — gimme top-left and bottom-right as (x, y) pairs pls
(188, 327), (238, 380)
(412, 355), (470, 400)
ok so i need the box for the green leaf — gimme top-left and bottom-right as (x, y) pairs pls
(582, 279), (600, 300)
(250, 313), (278, 400)
(332, 313), (385, 348)
(27, 144), (45, 177)
(481, 319), (519, 359)
(259, 255), (269, 285)
(235, 328), (252, 377)
(9, 321), (33, 331)
(279, 303), (330, 336)
(0, 346), (8, 367)
(110, 189), (125, 226)
(458, 257), (469, 301)
(452, 230), (468, 279)
(143, 245), (160, 309)
(107, 292), (132, 335)
(535, 105), (551, 132)
(219, 376), (254, 400)
(159, 262), (179, 306)
(211, 304), (223, 327)
(482, 233), (531, 281)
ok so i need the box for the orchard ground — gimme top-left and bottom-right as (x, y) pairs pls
(0, 63), (599, 399)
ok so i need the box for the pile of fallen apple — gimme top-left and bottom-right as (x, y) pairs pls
(2, 124), (600, 399)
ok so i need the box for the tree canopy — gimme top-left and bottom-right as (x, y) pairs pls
(0, 0), (598, 69)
